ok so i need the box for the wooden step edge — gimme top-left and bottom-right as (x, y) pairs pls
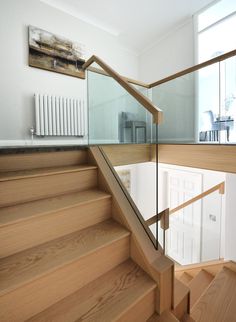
(0, 165), (97, 182)
(0, 190), (111, 228)
(0, 222), (130, 297)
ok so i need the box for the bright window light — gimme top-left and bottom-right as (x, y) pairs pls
(198, 0), (236, 32)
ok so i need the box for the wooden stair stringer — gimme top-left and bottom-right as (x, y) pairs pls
(89, 146), (175, 315)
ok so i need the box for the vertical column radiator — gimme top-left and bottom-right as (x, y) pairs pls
(34, 94), (85, 136)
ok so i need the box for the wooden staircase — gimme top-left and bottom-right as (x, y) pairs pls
(175, 260), (236, 322)
(0, 149), (161, 322)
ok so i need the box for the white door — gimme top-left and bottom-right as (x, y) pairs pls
(166, 170), (202, 265)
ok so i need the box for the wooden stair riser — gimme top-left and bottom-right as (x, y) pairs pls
(0, 197), (111, 258)
(0, 169), (97, 207)
(0, 236), (130, 322)
(173, 293), (189, 321)
(174, 279), (190, 321)
(0, 150), (88, 172)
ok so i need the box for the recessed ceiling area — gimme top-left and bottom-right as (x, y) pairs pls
(41, 0), (214, 53)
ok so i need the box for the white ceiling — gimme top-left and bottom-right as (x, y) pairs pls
(41, 0), (214, 53)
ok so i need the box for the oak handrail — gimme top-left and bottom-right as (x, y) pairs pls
(146, 181), (225, 226)
(87, 66), (150, 88)
(169, 181), (225, 215)
(149, 49), (236, 88)
(86, 49), (236, 90)
(82, 55), (162, 124)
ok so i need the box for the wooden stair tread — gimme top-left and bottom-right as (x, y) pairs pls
(0, 189), (111, 226)
(0, 164), (97, 182)
(179, 272), (193, 285)
(189, 269), (214, 309)
(0, 219), (129, 296)
(147, 311), (179, 321)
(27, 259), (156, 322)
(191, 267), (236, 322)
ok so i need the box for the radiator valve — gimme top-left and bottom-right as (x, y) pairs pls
(30, 126), (35, 140)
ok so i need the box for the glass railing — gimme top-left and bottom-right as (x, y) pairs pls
(99, 145), (160, 250)
(115, 160), (158, 245)
(86, 61), (163, 250)
(87, 70), (157, 145)
(156, 180), (225, 264)
(151, 53), (236, 144)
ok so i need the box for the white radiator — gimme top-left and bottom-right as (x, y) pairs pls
(34, 94), (85, 136)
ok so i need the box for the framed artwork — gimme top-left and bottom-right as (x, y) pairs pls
(116, 169), (131, 193)
(28, 26), (86, 79)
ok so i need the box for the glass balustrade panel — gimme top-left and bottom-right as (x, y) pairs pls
(152, 63), (223, 144)
(87, 70), (157, 145)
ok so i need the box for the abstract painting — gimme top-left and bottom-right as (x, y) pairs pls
(116, 169), (131, 193)
(29, 26), (86, 79)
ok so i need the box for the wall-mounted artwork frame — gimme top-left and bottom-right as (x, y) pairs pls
(28, 26), (86, 79)
(116, 169), (131, 193)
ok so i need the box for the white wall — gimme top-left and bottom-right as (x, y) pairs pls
(115, 162), (156, 220)
(225, 173), (236, 261)
(0, 0), (138, 146)
(138, 19), (194, 83)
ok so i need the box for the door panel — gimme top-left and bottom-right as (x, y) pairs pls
(166, 170), (202, 265)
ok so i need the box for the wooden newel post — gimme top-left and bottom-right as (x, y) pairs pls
(160, 208), (170, 230)
(219, 182), (225, 195)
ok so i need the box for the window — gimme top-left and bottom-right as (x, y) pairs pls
(195, 0), (236, 143)
(196, 0), (236, 63)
